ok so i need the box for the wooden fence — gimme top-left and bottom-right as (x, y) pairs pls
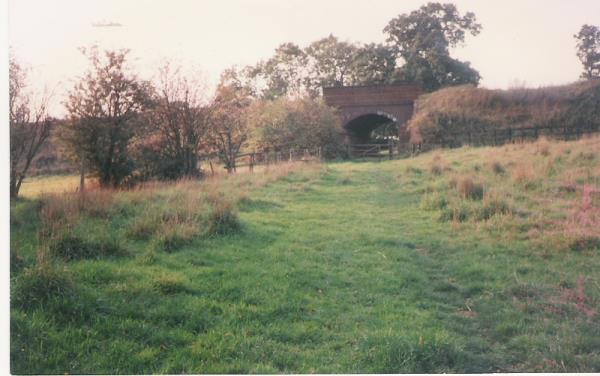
(348, 124), (600, 161)
(199, 124), (600, 173)
(201, 146), (323, 174)
(432, 124), (600, 148)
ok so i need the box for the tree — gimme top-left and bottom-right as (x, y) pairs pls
(574, 24), (600, 80)
(348, 43), (396, 85)
(384, 2), (482, 91)
(304, 35), (360, 95)
(247, 97), (343, 156)
(9, 56), (53, 199)
(140, 63), (211, 179)
(208, 79), (252, 173)
(62, 47), (151, 187)
(253, 43), (309, 100)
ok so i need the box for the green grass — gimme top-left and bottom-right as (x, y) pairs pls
(10, 138), (600, 373)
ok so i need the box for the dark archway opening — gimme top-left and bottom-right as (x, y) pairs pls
(344, 114), (397, 144)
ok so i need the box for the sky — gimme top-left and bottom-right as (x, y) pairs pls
(8, 0), (600, 117)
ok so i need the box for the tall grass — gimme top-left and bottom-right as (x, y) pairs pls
(416, 135), (599, 253)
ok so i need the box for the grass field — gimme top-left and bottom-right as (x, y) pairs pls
(10, 137), (600, 373)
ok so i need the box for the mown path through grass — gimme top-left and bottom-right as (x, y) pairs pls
(11, 158), (600, 373)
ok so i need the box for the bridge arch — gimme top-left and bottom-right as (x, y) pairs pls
(323, 83), (422, 144)
(344, 112), (398, 144)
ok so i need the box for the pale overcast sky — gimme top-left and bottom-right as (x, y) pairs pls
(8, 0), (600, 116)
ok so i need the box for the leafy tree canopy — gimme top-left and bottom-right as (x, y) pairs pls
(384, 2), (481, 91)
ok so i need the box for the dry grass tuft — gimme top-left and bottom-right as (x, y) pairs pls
(512, 165), (536, 188)
(535, 137), (551, 157)
(429, 163), (443, 176)
(208, 197), (241, 236)
(559, 185), (600, 251)
(457, 177), (484, 200)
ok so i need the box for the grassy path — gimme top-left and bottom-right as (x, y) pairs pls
(11, 157), (600, 373)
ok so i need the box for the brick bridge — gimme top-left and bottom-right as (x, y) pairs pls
(323, 83), (422, 144)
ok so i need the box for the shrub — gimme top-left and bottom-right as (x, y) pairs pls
(11, 262), (76, 310)
(457, 178), (484, 200)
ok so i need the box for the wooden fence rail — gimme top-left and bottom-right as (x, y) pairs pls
(199, 125), (600, 173)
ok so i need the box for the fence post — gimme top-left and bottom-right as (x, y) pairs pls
(289, 149), (293, 162)
(388, 140), (393, 160)
(79, 160), (85, 193)
(249, 153), (254, 173)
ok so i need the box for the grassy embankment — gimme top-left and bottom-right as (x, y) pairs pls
(408, 81), (600, 144)
(10, 136), (600, 373)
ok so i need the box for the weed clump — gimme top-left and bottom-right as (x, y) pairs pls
(152, 223), (197, 253)
(152, 273), (188, 295)
(439, 202), (471, 222)
(128, 214), (161, 240)
(448, 176), (458, 189)
(457, 178), (484, 200)
(475, 194), (512, 220)
(405, 166), (423, 175)
(535, 138), (551, 156)
(137, 249), (158, 265)
(512, 166), (536, 189)
(420, 192), (448, 211)
(490, 161), (505, 175)
(429, 163), (443, 176)
(208, 199), (242, 236)
(48, 233), (126, 261)
(359, 333), (463, 373)
(11, 262), (76, 310)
